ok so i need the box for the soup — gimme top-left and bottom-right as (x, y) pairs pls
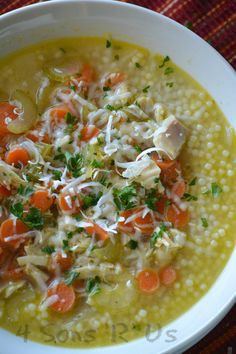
(0, 38), (235, 347)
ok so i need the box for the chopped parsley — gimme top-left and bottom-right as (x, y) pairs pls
(159, 55), (170, 68)
(145, 188), (160, 211)
(67, 231), (73, 239)
(23, 208), (44, 229)
(99, 175), (108, 186)
(103, 86), (111, 92)
(42, 245), (55, 255)
(17, 185), (34, 197)
(105, 104), (115, 111)
(142, 85), (150, 93)
(134, 145), (142, 153)
(189, 177), (197, 186)
(201, 217), (208, 228)
(82, 191), (103, 210)
(52, 170), (62, 181)
(211, 182), (222, 198)
(65, 112), (76, 125)
(90, 159), (104, 168)
(62, 239), (70, 251)
(135, 62), (142, 69)
(59, 47), (66, 53)
(65, 270), (79, 286)
(182, 193), (198, 201)
(66, 153), (84, 178)
(70, 85), (76, 92)
(164, 67), (174, 75)
(114, 54), (120, 60)
(150, 223), (167, 248)
(106, 40), (111, 48)
(166, 82), (173, 88)
(85, 276), (101, 296)
(10, 203), (24, 218)
(113, 184), (137, 210)
(154, 177), (160, 184)
(126, 240), (138, 250)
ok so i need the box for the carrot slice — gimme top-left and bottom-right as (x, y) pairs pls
(31, 190), (54, 212)
(172, 179), (186, 198)
(5, 146), (30, 167)
(50, 105), (70, 125)
(137, 268), (160, 294)
(58, 192), (82, 214)
(0, 218), (28, 248)
(47, 282), (75, 313)
(81, 63), (96, 83)
(166, 204), (189, 229)
(0, 185), (11, 197)
(52, 252), (73, 272)
(153, 154), (180, 186)
(133, 208), (154, 235)
(80, 125), (100, 142)
(85, 222), (108, 241)
(0, 102), (18, 135)
(159, 265), (177, 286)
(1, 267), (25, 281)
(118, 208), (154, 235)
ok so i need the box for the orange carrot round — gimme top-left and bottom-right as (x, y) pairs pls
(159, 265), (177, 286)
(52, 252), (73, 272)
(166, 204), (189, 229)
(153, 155), (180, 187)
(31, 190), (54, 212)
(137, 268), (160, 294)
(85, 222), (108, 241)
(47, 282), (75, 313)
(80, 125), (100, 142)
(0, 185), (11, 197)
(5, 146), (30, 166)
(58, 192), (82, 214)
(133, 208), (154, 235)
(50, 105), (70, 125)
(0, 102), (18, 135)
(0, 218), (28, 248)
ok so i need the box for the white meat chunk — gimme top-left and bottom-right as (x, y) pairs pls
(153, 115), (188, 159)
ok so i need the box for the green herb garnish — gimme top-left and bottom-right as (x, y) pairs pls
(134, 145), (142, 153)
(65, 112), (76, 125)
(113, 184), (137, 210)
(105, 104), (115, 111)
(142, 85), (150, 93)
(82, 191), (103, 210)
(52, 170), (62, 181)
(150, 223), (167, 248)
(135, 62), (142, 69)
(201, 217), (208, 228)
(182, 193), (198, 201)
(65, 271), (79, 286)
(159, 55), (170, 68)
(42, 246), (55, 255)
(126, 240), (138, 250)
(211, 182), (222, 198)
(85, 276), (101, 296)
(103, 86), (111, 92)
(106, 40), (111, 48)
(145, 188), (160, 211)
(91, 159), (104, 168)
(17, 185), (34, 197)
(166, 82), (173, 87)
(189, 177), (197, 186)
(164, 67), (174, 75)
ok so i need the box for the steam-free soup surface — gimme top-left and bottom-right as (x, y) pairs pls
(0, 38), (235, 347)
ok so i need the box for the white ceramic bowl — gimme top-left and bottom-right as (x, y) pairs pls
(0, 1), (236, 353)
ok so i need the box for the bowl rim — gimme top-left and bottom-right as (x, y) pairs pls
(0, 1), (236, 354)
